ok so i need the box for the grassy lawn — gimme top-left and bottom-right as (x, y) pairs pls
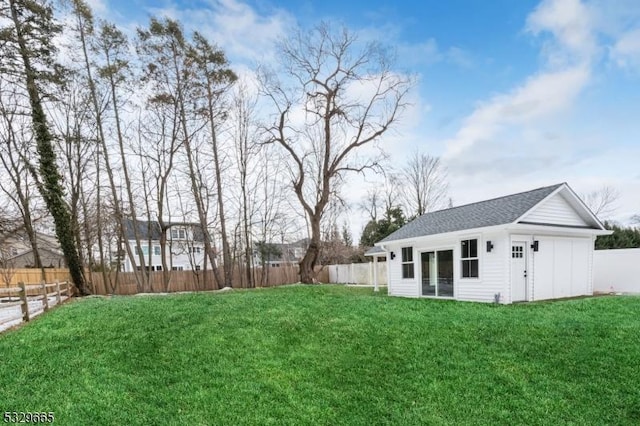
(1, 285), (639, 425)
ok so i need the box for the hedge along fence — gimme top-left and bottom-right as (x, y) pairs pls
(0, 281), (74, 330)
(88, 265), (330, 295)
(0, 269), (71, 288)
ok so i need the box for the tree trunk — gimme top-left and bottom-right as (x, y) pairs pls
(299, 216), (321, 283)
(9, 0), (88, 294)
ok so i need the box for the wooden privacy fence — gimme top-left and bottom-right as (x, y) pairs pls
(88, 265), (330, 295)
(1, 265), (330, 295)
(1, 269), (71, 288)
(0, 281), (74, 331)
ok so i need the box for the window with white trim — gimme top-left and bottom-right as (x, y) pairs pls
(401, 247), (414, 279)
(461, 239), (479, 278)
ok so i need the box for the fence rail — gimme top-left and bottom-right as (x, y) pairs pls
(2, 265), (330, 296)
(88, 265), (329, 295)
(0, 281), (74, 332)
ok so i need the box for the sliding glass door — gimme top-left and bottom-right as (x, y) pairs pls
(421, 250), (454, 297)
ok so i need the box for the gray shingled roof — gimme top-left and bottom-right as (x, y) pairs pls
(364, 246), (385, 256)
(123, 219), (206, 242)
(379, 183), (564, 243)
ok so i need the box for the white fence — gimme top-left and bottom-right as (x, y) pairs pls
(327, 262), (387, 285)
(593, 248), (640, 294)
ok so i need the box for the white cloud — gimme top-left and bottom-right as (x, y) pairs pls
(610, 29), (640, 71)
(85, 0), (107, 15)
(526, 0), (596, 65)
(147, 0), (295, 64)
(443, 65), (589, 159)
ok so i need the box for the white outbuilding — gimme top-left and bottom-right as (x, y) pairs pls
(374, 183), (611, 304)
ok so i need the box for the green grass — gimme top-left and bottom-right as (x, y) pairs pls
(1, 285), (639, 425)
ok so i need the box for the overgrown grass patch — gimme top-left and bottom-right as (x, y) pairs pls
(1, 285), (639, 424)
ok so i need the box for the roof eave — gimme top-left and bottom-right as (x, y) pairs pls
(506, 223), (612, 236)
(375, 223), (510, 246)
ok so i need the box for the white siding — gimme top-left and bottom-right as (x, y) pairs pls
(520, 193), (588, 227)
(387, 244), (419, 297)
(456, 231), (508, 303)
(531, 236), (592, 300)
(123, 240), (205, 272)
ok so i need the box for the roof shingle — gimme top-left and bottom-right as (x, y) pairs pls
(379, 183), (564, 243)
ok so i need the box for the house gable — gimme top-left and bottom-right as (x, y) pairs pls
(517, 185), (604, 229)
(519, 192), (588, 227)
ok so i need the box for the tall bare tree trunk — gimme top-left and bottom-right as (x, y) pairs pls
(8, 0), (88, 294)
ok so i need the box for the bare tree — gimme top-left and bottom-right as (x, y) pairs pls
(3, 0), (88, 294)
(189, 31), (237, 288)
(260, 23), (412, 283)
(94, 21), (150, 290)
(581, 185), (619, 220)
(399, 151), (448, 217)
(0, 78), (47, 278)
(229, 82), (260, 287)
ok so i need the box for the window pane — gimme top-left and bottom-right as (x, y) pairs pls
(402, 263), (415, 279)
(402, 247), (413, 262)
(461, 240), (469, 258)
(461, 259), (479, 278)
(438, 250), (454, 297)
(470, 259), (478, 277)
(421, 252), (436, 296)
(469, 239), (477, 258)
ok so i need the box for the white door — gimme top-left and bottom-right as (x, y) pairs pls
(511, 242), (528, 302)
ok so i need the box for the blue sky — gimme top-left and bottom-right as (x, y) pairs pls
(89, 0), (640, 232)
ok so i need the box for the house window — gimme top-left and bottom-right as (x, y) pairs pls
(461, 239), (479, 278)
(154, 246), (161, 256)
(195, 265), (201, 271)
(171, 266), (184, 271)
(156, 265), (163, 271)
(511, 246), (523, 258)
(171, 228), (187, 239)
(401, 247), (414, 279)
(135, 245), (149, 256)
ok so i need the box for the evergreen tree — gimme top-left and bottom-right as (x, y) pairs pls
(359, 206), (406, 247)
(596, 222), (640, 249)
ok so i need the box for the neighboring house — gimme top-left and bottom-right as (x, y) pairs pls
(0, 231), (65, 268)
(254, 239), (308, 268)
(373, 183), (611, 304)
(122, 219), (206, 272)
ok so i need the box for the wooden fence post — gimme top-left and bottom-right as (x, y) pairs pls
(41, 281), (49, 311)
(56, 281), (61, 304)
(18, 282), (30, 322)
